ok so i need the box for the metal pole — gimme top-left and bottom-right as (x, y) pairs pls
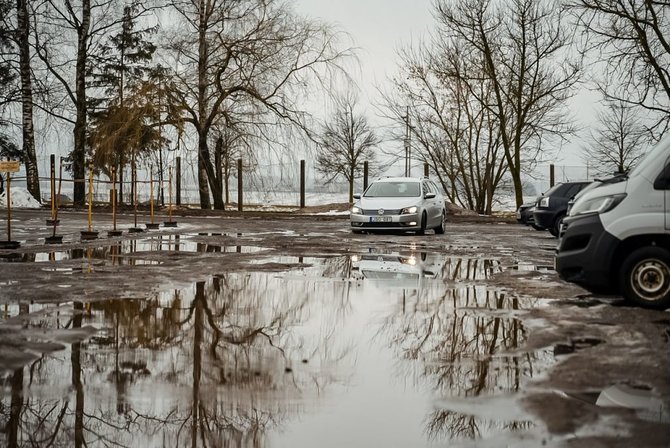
(53, 158), (63, 238)
(550, 164), (555, 187)
(168, 167), (173, 222)
(424, 162), (429, 177)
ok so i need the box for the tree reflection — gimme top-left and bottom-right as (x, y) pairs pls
(0, 260), (354, 447)
(381, 274), (539, 441)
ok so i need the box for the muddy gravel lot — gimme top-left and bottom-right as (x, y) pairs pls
(0, 208), (669, 447)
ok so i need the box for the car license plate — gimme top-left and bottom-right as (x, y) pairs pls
(370, 216), (392, 223)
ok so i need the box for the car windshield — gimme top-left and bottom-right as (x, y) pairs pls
(365, 181), (421, 198)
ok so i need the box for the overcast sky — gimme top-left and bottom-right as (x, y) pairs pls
(292, 0), (596, 168)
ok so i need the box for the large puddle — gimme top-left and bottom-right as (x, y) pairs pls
(1, 248), (554, 447)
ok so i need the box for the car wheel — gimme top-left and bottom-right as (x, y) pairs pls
(531, 224), (544, 231)
(416, 212), (427, 235)
(549, 214), (565, 238)
(619, 246), (670, 309)
(434, 210), (446, 234)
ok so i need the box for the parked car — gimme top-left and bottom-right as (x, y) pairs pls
(350, 176), (447, 235)
(556, 135), (670, 309)
(516, 201), (542, 229)
(533, 181), (592, 237)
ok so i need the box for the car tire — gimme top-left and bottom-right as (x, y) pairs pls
(434, 210), (446, 234)
(619, 246), (670, 309)
(531, 224), (544, 231)
(416, 212), (427, 235)
(549, 214), (565, 238)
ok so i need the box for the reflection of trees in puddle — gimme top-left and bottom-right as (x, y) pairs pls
(0, 260), (354, 447)
(382, 283), (541, 441)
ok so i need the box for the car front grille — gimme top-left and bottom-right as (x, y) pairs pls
(362, 209), (402, 216)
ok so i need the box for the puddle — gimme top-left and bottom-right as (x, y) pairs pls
(1, 235), (267, 268)
(0, 255), (550, 447)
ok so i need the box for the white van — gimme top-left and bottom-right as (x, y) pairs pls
(555, 135), (670, 309)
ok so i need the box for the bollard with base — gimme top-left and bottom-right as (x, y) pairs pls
(145, 166), (160, 230)
(0, 160), (21, 249)
(107, 166), (123, 237)
(45, 157), (64, 244)
(80, 163), (99, 240)
(163, 166), (178, 227)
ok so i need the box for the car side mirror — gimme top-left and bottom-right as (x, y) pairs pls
(353, 193), (361, 199)
(424, 192), (436, 199)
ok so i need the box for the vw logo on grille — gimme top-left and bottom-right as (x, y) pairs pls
(378, 208), (385, 215)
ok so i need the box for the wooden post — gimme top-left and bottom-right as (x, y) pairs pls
(424, 162), (429, 177)
(237, 158), (243, 212)
(6, 171), (11, 241)
(50, 154), (55, 219)
(175, 156), (181, 206)
(550, 164), (555, 187)
(363, 161), (369, 191)
(87, 164), (93, 231)
(300, 159), (305, 208)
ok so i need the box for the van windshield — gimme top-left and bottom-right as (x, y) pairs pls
(629, 135), (670, 177)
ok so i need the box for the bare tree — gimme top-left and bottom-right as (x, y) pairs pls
(316, 92), (379, 202)
(567, 0), (670, 137)
(164, 0), (351, 209)
(385, 41), (507, 214)
(435, 0), (581, 208)
(33, 0), (157, 205)
(582, 99), (649, 175)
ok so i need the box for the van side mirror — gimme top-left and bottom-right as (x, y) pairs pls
(424, 192), (436, 199)
(654, 164), (670, 190)
(353, 193), (361, 199)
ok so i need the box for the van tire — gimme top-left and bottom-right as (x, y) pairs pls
(619, 247), (670, 309)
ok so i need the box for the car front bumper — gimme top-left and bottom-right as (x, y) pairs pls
(555, 213), (620, 292)
(533, 208), (557, 229)
(350, 212), (422, 230)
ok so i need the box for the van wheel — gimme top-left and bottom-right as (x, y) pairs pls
(416, 212), (427, 235)
(619, 247), (670, 309)
(435, 210), (446, 234)
(549, 214), (565, 238)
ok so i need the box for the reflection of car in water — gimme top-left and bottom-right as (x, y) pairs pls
(351, 251), (443, 288)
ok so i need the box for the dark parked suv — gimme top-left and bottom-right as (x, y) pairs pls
(533, 181), (591, 237)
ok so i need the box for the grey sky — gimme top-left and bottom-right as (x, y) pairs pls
(293, 0), (598, 169)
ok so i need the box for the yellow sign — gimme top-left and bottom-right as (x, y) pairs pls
(0, 160), (20, 172)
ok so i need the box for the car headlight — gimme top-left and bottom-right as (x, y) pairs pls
(351, 206), (362, 214)
(569, 193), (627, 216)
(539, 197), (550, 208)
(400, 206), (418, 214)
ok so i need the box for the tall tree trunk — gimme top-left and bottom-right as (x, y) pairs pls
(17, 0), (40, 202)
(197, 145), (211, 209)
(73, 0), (91, 206)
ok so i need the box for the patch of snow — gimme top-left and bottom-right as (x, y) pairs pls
(0, 187), (42, 209)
